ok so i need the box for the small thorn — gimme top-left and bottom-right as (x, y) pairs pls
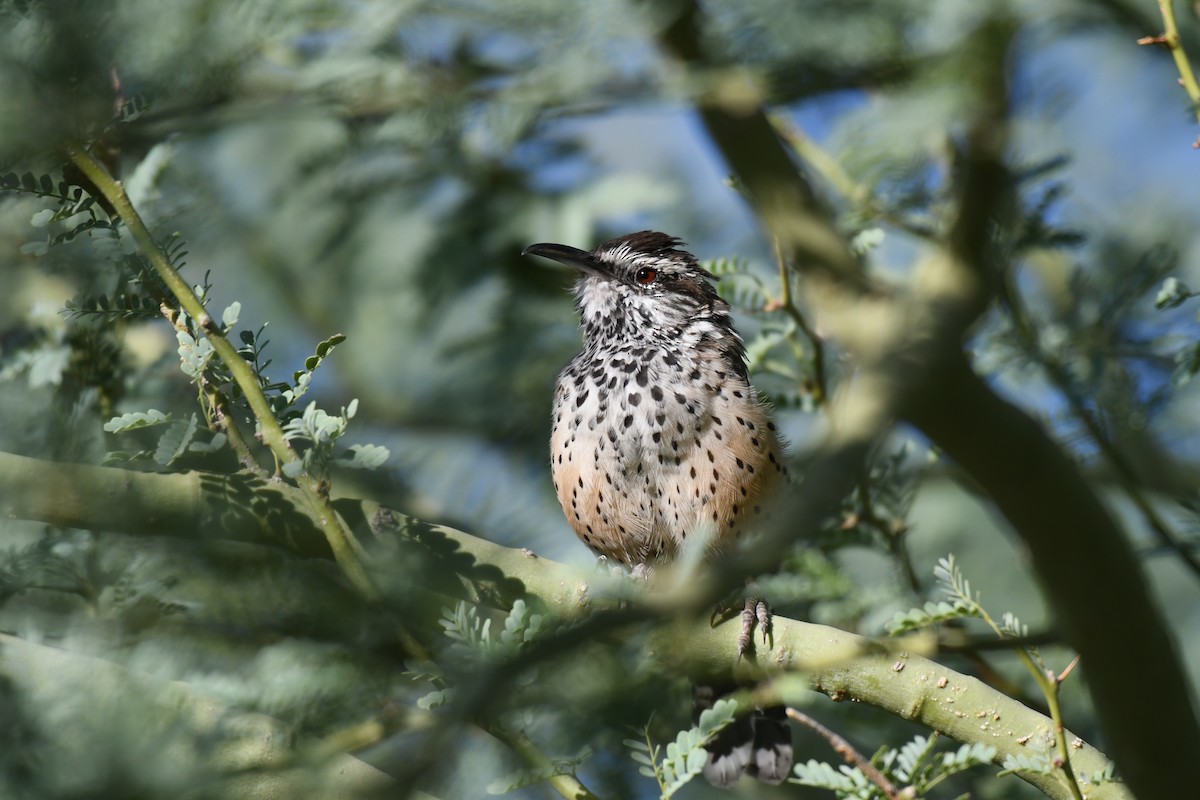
(1057, 655), (1082, 683)
(1136, 33), (1170, 49)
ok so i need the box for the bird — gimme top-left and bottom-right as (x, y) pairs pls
(523, 230), (793, 787)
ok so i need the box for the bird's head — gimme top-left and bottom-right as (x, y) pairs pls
(523, 230), (729, 346)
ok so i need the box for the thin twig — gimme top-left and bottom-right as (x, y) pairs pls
(854, 469), (922, 596)
(770, 115), (936, 239)
(765, 114), (945, 605)
(486, 723), (603, 800)
(1058, 655), (1081, 683)
(1040, 666), (1086, 800)
(995, 275), (1200, 582)
(785, 707), (900, 799)
(205, 384), (265, 474)
(1141, 0), (1200, 145)
(771, 237), (828, 406)
(938, 627), (1061, 653)
(973, 601), (1086, 800)
(159, 300), (265, 475)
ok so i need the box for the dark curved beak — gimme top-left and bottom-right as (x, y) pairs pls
(522, 242), (612, 280)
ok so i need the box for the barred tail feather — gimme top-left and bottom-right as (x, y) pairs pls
(695, 685), (793, 787)
(748, 705), (794, 784)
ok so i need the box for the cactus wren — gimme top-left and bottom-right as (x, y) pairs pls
(523, 230), (793, 786)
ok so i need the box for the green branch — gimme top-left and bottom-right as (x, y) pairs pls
(1141, 0), (1200, 143)
(63, 141), (375, 599)
(0, 450), (1131, 800)
(995, 272), (1200, 581)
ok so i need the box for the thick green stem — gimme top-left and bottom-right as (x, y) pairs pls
(0, 449), (1132, 800)
(63, 141), (376, 600)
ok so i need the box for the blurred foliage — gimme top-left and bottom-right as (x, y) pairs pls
(1, 0), (1199, 798)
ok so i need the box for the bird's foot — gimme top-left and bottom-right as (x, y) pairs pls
(738, 597), (772, 660)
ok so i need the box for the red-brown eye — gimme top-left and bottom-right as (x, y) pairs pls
(635, 267), (657, 285)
